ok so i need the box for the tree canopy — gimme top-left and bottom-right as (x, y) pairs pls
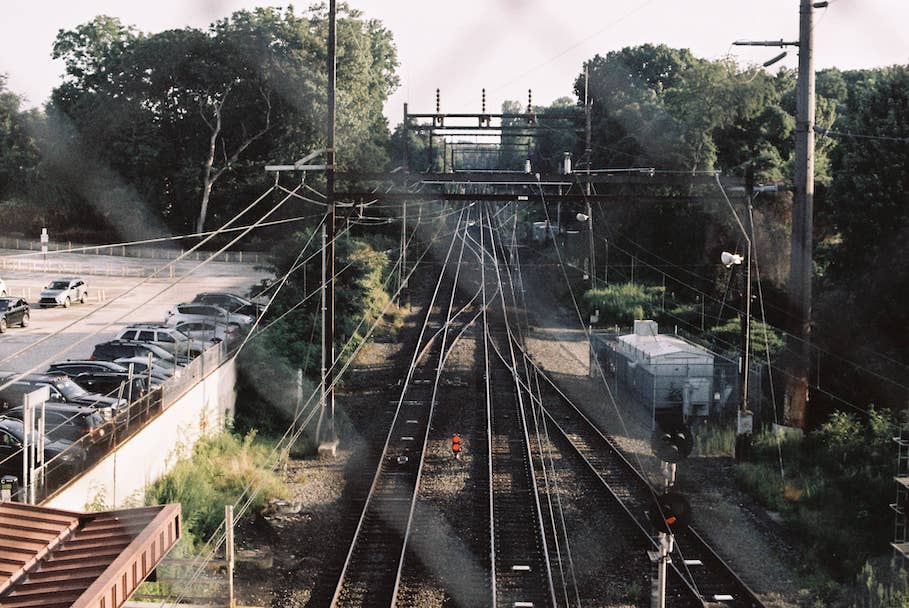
(45, 5), (398, 235)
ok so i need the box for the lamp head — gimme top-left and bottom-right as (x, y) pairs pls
(721, 251), (744, 268)
(576, 212), (589, 222)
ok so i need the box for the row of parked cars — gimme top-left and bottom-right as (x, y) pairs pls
(0, 277), (92, 333)
(0, 289), (264, 486)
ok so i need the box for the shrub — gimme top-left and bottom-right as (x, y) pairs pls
(735, 408), (899, 581)
(582, 282), (663, 325)
(146, 431), (288, 546)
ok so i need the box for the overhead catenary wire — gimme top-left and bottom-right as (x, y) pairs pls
(0, 213), (325, 261)
(167, 203), (457, 602)
(0, 183), (305, 394)
(530, 176), (707, 596)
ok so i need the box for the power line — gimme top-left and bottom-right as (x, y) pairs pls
(815, 125), (909, 144)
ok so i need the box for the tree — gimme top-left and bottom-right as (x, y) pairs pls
(48, 5), (399, 235)
(0, 75), (39, 202)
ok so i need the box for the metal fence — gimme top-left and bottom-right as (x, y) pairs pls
(591, 330), (764, 426)
(5, 340), (234, 504)
(0, 235), (262, 264)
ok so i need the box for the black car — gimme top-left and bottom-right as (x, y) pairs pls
(3, 403), (109, 444)
(68, 372), (150, 402)
(0, 373), (123, 418)
(0, 297), (29, 332)
(47, 360), (130, 376)
(0, 416), (85, 482)
(90, 340), (183, 369)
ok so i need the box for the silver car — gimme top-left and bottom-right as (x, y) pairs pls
(173, 320), (242, 347)
(39, 277), (88, 308)
(165, 303), (253, 327)
(115, 324), (211, 357)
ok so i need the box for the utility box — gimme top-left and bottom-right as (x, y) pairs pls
(613, 321), (715, 418)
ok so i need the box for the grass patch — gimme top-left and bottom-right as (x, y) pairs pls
(146, 430), (288, 547)
(693, 423), (735, 457)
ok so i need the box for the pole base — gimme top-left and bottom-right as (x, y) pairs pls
(318, 439), (339, 458)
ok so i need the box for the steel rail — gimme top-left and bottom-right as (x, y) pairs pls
(390, 205), (475, 606)
(481, 205), (558, 608)
(510, 338), (766, 608)
(330, 208), (482, 607)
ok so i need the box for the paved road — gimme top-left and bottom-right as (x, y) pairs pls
(0, 250), (271, 374)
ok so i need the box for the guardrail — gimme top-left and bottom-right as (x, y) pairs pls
(22, 340), (234, 503)
(0, 236), (263, 264)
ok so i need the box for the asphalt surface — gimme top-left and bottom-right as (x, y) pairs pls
(0, 249), (271, 374)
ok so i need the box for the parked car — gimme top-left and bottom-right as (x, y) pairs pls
(0, 297), (29, 332)
(113, 357), (174, 381)
(90, 340), (186, 369)
(173, 320), (242, 348)
(0, 416), (85, 481)
(39, 277), (88, 308)
(0, 373), (123, 418)
(47, 360), (130, 375)
(3, 403), (109, 444)
(166, 303), (254, 327)
(115, 324), (209, 357)
(192, 292), (264, 317)
(68, 372), (150, 402)
(0, 278), (7, 297)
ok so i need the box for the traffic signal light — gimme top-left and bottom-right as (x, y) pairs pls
(647, 491), (692, 533)
(650, 422), (693, 463)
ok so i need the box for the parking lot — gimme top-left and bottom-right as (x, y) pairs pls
(0, 248), (271, 373)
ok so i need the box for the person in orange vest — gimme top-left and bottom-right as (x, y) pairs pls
(451, 433), (461, 460)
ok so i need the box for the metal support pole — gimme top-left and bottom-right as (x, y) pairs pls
(22, 399), (30, 504)
(402, 102), (409, 172)
(649, 532), (673, 608)
(785, 0), (816, 428)
(324, 0), (337, 441)
(320, 223), (328, 428)
(225, 505), (235, 607)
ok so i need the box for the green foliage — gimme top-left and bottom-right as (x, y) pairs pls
(0, 75), (40, 203)
(44, 5), (398, 235)
(573, 44), (818, 179)
(582, 282), (662, 325)
(235, 229), (394, 445)
(736, 408), (899, 580)
(704, 317), (785, 361)
(146, 431), (287, 546)
(692, 423), (735, 457)
(849, 560), (909, 608)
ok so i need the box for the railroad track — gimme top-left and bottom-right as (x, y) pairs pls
(330, 209), (481, 608)
(511, 335), (766, 608)
(479, 202), (762, 607)
(481, 207), (558, 608)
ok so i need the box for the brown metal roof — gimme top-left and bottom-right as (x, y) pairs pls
(0, 501), (180, 608)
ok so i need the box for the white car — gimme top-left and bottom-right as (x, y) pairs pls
(173, 320), (242, 347)
(165, 303), (254, 327)
(0, 278), (6, 297)
(39, 277), (88, 308)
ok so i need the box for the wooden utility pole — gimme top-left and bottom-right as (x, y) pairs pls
(323, 0), (338, 443)
(785, 0), (817, 428)
(584, 64), (596, 289)
(733, 0), (823, 429)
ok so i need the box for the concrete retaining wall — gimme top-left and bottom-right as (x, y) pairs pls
(43, 358), (237, 511)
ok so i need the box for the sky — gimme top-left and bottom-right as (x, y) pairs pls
(1, 0), (907, 124)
